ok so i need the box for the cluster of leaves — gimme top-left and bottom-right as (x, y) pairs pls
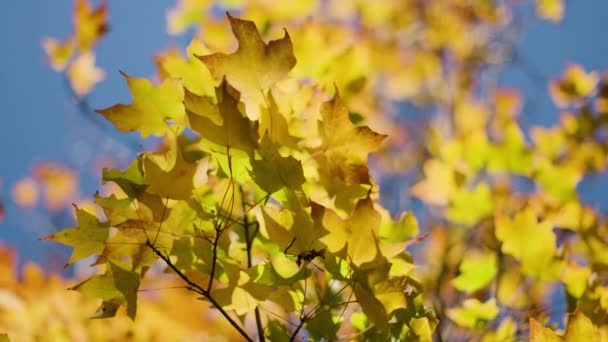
(0, 243), (242, 341)
(45, 12), (432, 341)
(412, 62), (608, 340)
(30, 0), (608, 341)
(43, 0), (107, 96)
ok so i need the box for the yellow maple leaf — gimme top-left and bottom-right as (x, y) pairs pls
(96, 72), (185, 138)
(42, 37), (75, 71)
(197, 13), (296, 119)
(74, 0), (108, 51)
(67, 52), (105, 96)
(536, 0), (564, 23)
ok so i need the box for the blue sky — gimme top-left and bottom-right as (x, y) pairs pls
(1, 1), (607, 271)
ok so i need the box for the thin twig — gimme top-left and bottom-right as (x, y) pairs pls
(146, 240), (253, 342)
(240, 185), (266, 342)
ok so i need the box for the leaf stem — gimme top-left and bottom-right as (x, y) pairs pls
(146, 241), (253, 342)
(240, 185), (266, 342)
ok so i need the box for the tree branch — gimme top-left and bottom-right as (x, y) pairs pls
(146, 241), (253, 342)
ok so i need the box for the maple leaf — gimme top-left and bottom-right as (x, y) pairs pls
(43, 206), (109, 267)
(102, 159), (146, 199)
(42, 37), (75, 71)
(166, 0), (212, 35)
(549, 63), (599, 108)
(186, 78), (259, 156)
(67, 52), (105, 96)
(71, 260), (140, 320)
(314, 90), (387, 211)
(452, 250), (497, 293)
(101, 219), (174, 271)
(74, 0), (108, 51)
(536, 0), (564, 23)
(318, 89), (387, 163)
(156, 37), (215, 97)
(250, 134), (305, 194)
(259, 90), (298, 147)
(447, 299), (499, 329)
(320, 197), (383, 267)
(529, 317), (562, 341)
(142, 135), (199, 200)
(495, 207), (562, 279)
(96, 71), (185, 138)
(197, 13), (296, 119)
(353, 282), (389, 333)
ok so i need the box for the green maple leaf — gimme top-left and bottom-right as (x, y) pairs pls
(96, 71), (184, 138)
(43, 206), (109, 268)
(197, 13), (296, 118)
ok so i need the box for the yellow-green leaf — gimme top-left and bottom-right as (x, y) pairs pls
(452, 250), (497, 293)
(71, 260), (140, 320)
(96, 72), (184, 138)
(250, 135), (305, 194)
(561, 263), (591, 298)
(42, 206), (109, 267)
(495, 208), (560, 279)
(447, 298), (499, 329)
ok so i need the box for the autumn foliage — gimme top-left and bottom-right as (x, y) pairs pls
(3, 0), (608, 340)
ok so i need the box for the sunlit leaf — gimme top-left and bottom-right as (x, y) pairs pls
(561, 263), (591, 298)
(447, 299), (499, 329)
(156, 37), (215, 97)
(67, 52), (105, 96)
(96, 72), (185, 138)
(495, 207), (561, 279)
(536, 0), (564, 23)
(564, 310), (601, 341)
(74, 0), (108, 51)
(42, 37), (75, 71)
(42, 206), (109, 267)
(186, 79), (259, 156)
(529, 317), (561, 341)
(549, 64), (598, 107)
(71, 260), (140, 320)
(250, 135), (305, 194)
(452, 250), (497, 293)
(197, 13), (296, 118)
